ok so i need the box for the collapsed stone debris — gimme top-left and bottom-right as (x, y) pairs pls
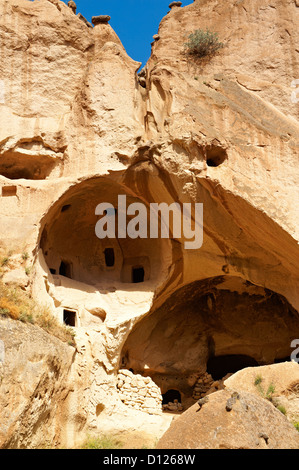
(162, 399), (184, 412)
(192, 372), (227, 400)
(117, 369), (162, 415)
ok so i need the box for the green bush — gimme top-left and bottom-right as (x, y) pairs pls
(254, 376), (275, 402)
(265, 383), (275, 401)
(254, 375), (263, 386)
(276, 405), (286, 415)
(184, 29), (224, 58)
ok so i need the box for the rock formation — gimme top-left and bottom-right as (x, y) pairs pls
(224, 361), (299, 424)
(157, 361), (299, 448)
(0, 0), (298, 448)
(0, 317), (74, 448)
(156, 388), (299, 449)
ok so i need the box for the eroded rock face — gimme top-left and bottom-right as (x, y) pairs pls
(121, 277), (299, 408)
(0, 0), (298, 448)
(156, 389), (299, 449)
(0, 317), (75, 448)
(224, 362), (299, 424)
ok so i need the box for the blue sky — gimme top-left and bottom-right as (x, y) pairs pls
(61, 0), (192, 66)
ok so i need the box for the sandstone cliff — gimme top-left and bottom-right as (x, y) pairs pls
(0, 0), (298, 448)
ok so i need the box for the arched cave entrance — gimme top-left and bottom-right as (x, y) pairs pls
(162, 390), (181, 405)
(39, 177), (170, 289)
(120, 275), (299, 410)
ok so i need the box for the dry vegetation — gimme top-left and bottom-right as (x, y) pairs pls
(0, 249), (75, 346)
(184, 28), (224, 58)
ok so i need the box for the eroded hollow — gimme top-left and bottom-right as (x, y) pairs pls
(0, 146), (58, 180)
(205, 144), (227, 167)
(121, 275), (299, 408)
(40, 177), (168, 288)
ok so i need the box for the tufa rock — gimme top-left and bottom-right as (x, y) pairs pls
(67, 0), (76, 14)
(0, 0), (298, 450)
(157, 390), (299, 449)
(169, 2), (183, 8)
(0, 317), (75, 448)
(77, 12), (92, 28)
(92, 15), (111, 25)
(224, 362), (299, 424)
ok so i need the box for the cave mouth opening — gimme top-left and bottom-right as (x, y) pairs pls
(207, 354), (259, 381)
(39, 176), (169, 289)
(162, 389), (182, 405)
(121, 276), (299, 410)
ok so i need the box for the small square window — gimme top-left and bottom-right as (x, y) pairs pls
(132, 266), (145, 283)
(2, 186), (17, 197)
(104, 248), (115, 267)
(63, 309), (76, 327)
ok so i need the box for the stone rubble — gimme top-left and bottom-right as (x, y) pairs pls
(117, 369), (162, 415)
(162, 399), (184, 412)
(192, 372), (230, 400)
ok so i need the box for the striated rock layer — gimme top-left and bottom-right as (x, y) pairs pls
(0, 0), (298, 448)
(0, 317), (75, 448)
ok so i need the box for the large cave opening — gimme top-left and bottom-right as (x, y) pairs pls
(39, 177), (169, 289)
(0, 140), (59, 180)
(120, 275), (299, 410)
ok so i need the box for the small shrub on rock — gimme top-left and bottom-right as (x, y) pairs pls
(184, 29), (224, 58)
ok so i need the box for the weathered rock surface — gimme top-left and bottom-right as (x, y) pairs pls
(2, 268), (28, 288)
(224, 362), (299, 423)
(0, 317), (75, 448)
(156, 389), (299, 449)
(225, 361), (299, 396)
(0, 0), (298, 449)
